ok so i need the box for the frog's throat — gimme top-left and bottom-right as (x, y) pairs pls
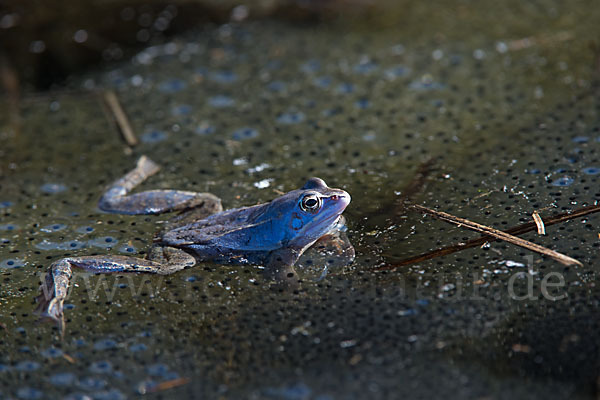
(293, 212), (344, 249)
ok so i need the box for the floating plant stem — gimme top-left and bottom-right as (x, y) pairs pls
(410, 204), (582, 266)
(377, 204), (600, 271)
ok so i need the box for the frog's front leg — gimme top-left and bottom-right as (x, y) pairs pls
(264, 248), (302, 288)
(37, 247), (195, 327)
(301, 230), (356, 269)
(98, 155), (222, 215)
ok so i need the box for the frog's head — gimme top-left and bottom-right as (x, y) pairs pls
(264, 177), (350, 250)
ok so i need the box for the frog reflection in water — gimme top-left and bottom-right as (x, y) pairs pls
(38, 156), (353, 327)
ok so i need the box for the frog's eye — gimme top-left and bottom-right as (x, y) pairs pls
(300, 194), (322, 213)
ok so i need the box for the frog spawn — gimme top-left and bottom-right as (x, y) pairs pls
(1, 16), (600, 400)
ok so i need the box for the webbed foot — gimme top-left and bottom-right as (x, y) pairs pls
(35, 258), (72, 332)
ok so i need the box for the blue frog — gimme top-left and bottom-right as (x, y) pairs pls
(37, 156), (353, 328)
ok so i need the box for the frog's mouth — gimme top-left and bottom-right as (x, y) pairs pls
(325, 191), (351, 215)
(323, 210), (345, 226)
(306, 192), (350, 233)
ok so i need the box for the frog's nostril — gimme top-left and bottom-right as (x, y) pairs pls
(331, 195), (339, 201)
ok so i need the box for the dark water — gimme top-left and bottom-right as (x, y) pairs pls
(1, 2), (600, 398)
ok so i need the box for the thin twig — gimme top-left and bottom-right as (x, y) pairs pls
(148, 377), (191, 392)
(103, 90), (138, 146)
(411, 204), (581, 266)
(532, 211), (545, 235)
(62, 353), (77, 364)
(376, 204), (600, 271)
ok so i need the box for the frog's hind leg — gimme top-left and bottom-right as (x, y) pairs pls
(147, 245), (197, 274)
(37, 250), (195, 328)
(98, 155), (222, 215)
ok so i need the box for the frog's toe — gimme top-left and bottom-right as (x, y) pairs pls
(35, 293), (63, 323)
(35, 293), (67, 334)
(263, 264), (301, 290)
(266, 274), (301, 291)
(45, 299), (63, 321)
(156, 263), (192, 275)
(136, 155), (161, 177)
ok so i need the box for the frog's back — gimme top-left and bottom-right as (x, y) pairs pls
(158, 177), (350, 266)
(159, 202), (285, 264)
